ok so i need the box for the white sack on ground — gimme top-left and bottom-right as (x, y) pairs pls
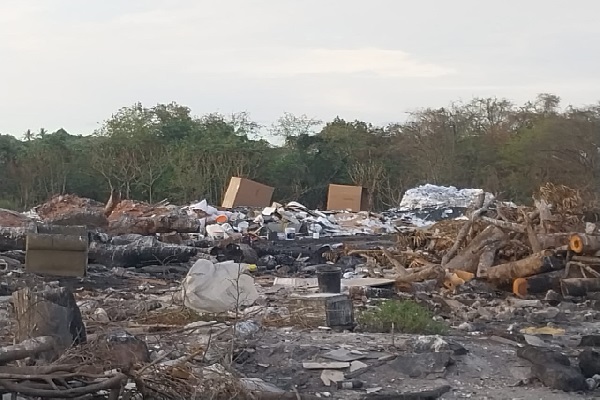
(182, 259), (259, 314)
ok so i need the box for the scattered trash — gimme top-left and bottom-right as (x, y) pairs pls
(0, 181), (599, 398)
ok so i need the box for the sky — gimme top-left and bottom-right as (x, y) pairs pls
(1, 0), (599, 138)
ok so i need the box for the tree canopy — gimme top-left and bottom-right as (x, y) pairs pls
(1, 94), (598, 211)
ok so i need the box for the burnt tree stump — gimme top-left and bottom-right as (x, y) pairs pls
(12, 286), (86, 362)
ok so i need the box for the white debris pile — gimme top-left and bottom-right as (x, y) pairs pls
(398, 184), (493, 211)
(388, 184), (495, 227)
(258, 202), (397, 237)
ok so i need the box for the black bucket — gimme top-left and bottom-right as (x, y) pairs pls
(316, 265), (342, 293)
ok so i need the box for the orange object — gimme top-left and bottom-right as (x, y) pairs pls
(215, 215), (228, 224)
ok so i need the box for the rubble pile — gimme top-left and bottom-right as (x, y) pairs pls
(32, 193), (108, 228)
(0, 209), (31, 228)
(107, 199), (201, 235)
(2, 183), (600, 398)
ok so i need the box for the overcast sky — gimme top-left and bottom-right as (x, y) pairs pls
(1, 0), (599, 137)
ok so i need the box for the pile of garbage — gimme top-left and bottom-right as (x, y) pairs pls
(327, 183), (600, 299)
(0, 184), (497, 245)
(2, 183), (600, 397)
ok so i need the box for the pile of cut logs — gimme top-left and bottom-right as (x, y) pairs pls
(381, 184), (600, 297)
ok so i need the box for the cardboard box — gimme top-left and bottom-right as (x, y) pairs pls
(222, 177), (274, 208)
(326, 184), (369, 212)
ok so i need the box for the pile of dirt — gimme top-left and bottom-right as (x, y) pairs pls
(0, 209), (32, 227)
(35, 194), (104, 220)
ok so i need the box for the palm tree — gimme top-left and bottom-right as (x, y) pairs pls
(38, 128), (47, 138)
(23, 129), (33, 141)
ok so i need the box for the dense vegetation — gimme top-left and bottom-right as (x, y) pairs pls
(0, 93), (598, 211)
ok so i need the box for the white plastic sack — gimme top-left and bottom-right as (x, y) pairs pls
(188, 199), (219, 215)
(182, 260), (259, 314)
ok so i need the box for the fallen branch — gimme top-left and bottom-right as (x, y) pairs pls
(441, 193), (487, 266)
(359, 385), (451, 399)
(0, 336), (55, 365)
(522, 208), (541, 253)
(381, 247), (407, 275)
(0, 365), (78, 375)
(0, 372), (127, 398)
(480, 216), (525, 233)
(395, 265), (445, 284)
(444, 226), (506, 274)
(571, 255), (600, 265)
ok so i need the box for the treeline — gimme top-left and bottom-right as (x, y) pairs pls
(0, 94), (598, 211)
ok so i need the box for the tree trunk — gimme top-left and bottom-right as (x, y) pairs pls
(537, 233), (571, 249)
(476, 244), (499, 278)
(395, 265), (445, 284)
(11, 286), (86, 363)
(569, 234), (600, 255)
(560, 278), (600, 297)
(441, 193), (486, 266)
(513, 270), (564, 297)
(107, 211), (201, 236)
(486, 250), (564, 284)
(103, 189), (121, 217)
(0, 336), (55, 365)
(444, 226), (506, 274)
(88, 242), (199, 268)
(571, 255), (600, 265)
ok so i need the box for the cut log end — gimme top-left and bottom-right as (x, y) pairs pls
(570, 234), (584, 254)
(513, 278), (528, 297)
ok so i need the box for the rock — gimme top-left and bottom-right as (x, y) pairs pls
(93, 307), (110, 322)
(103, 330), (150, 368)
(580, 335), (600, 347)
(235, 320), (260, 337)
(531, 362), (587, 392)
(531, 307), (561, 320)
(545, 290), (561, 305)
(322, 349), (366, 362)
(508, 298), (543, 308)
(320, 369), (345, 386)
(579, 349), (600, 378)
(349, 360), (368, 372)
(518, 346), (587, 392)
(457, 322), (474, 332)
(410, 335), (450, 353)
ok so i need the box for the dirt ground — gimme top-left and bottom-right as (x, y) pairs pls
(2, 256), (600, 399)
(231, 327), (598, 400)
